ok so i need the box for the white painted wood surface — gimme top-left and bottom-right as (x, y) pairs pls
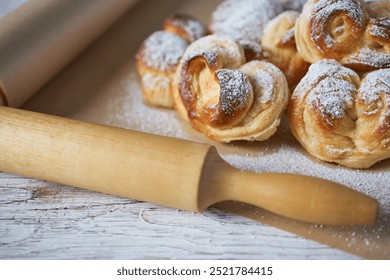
(0, 172), (358, 259)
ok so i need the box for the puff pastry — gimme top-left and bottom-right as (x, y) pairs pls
(163, 14), (206, 43)
(239, 40), (271, 62)
(288, 59), (390, 168)
(174, 35), (289, 142)
(136, 15), (206, 108)
(295, 0), (390, 70)
(261, 10), (310, 90)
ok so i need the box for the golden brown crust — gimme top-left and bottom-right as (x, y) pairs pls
(238, 40), (271, 62)
(261, 10), (310, 91)
(173, 35), (289, 142)
(295, 0), (390, 70)
(163, 14), (206, 43)
(135, 31), (188, 107)
(288, 59), (390, 168)
(135, 15), (206, 108)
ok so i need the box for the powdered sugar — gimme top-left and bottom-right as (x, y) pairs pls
(294, 60), (359, 120)
(360, 68), (390, 117)
(252, 70), (275, 104)
(368, 18), (390, 40)
(215, 69), (252, 115)
(209, 0), (282, 42)
(183, 50), (219, 69)
(310, 0), (366, 48)
(344, 48), (390, 69)
(141, 73), (170, 92)
(106, 72), (190, 139)
(137, 31), (188, 71)
(167, 15), (206, 42)
(181, 35), (244, 69)
(326, 145), (353, 156)
(295, 60), (358, 95)
(281, 28), (295, 45)
(360, 69), (390, 102)
(308, 78), (356, 121)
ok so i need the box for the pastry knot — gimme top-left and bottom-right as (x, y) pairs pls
(174, 35), (289, 142)
(289, 59), (390, 168)
(135, 15), (206, 108)
(295, 0), (390, 70)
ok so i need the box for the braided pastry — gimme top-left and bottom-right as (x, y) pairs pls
(288, 59), (390, 168)
(295, 0), (390, 71)
(173, 35), (289, 142)
(261, 10), (310, 91)
(136, 15), (206, 108)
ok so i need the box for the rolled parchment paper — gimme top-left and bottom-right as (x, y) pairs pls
(0, 0), (139, 107)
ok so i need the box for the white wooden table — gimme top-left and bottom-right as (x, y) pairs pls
(0, 0), (379, 260)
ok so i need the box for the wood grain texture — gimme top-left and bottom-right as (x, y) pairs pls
(0, 173), (358, 259)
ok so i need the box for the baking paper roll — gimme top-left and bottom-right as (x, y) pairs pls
(0, 0), (139, 107)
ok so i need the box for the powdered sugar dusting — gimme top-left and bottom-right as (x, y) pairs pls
(253, 70), (275, 104)
(181, 35), (245, 70)
(310, 0), (366, 49)
(168, 15), (206, 42)
(138, 31), (188, 71)
(184, 50), (219, 68)
(326, 145), (353, 156)
(295, 60), (358, 96)
(281, 28), (295, 45)
(344, 48), (390, 69)
(368, 18), (390, 40)
(294, 60), (359, 120)
(106, 72), (190, 139)
(210, 0), (282, 42)
(215, 69), (252, 115)
(360, 69), (390, 117)
(141, 73), (170, 91)
(308, 78), (356, 120)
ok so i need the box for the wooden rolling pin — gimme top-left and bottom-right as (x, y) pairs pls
(0, 106), (378, 225)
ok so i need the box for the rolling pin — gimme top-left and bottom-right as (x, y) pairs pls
(0, 106), (378, 225)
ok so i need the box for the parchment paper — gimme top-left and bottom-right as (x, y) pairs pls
(1, 0), (388, 259)
(0, 0), (139, 107)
